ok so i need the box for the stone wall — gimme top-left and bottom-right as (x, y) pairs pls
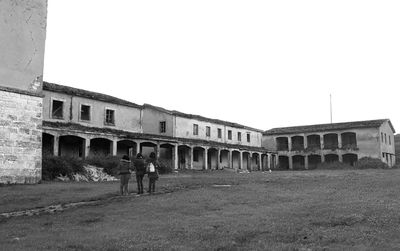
(0, 90), (42, 184)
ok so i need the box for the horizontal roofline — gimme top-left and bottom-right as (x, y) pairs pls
(264, 119), (395, 135)
(44, 81), (264, 133)
(43, 81), (142, 109)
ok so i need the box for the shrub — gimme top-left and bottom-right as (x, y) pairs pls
(84, 155), (120, 176)
(42, 155), (85, 181)
(155, 158), (173, 174)
(355, 157), (389, 169)
(316, 161), (352, 170)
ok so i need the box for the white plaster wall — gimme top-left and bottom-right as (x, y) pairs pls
(174, 116), (262, 147)
(43, 90), (142, 132)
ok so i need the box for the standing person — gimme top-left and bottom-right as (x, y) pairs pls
(147, 152), (159, 194)
(133, 153), (146, 194)
(118, 155), (132, 196)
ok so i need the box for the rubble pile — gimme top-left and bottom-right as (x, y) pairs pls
(56, 165), (118, 182)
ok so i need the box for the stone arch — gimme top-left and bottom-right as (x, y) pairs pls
(117, 140), (137, 158)
(90, 137), (112, 157)
(343, 153), (358, 166)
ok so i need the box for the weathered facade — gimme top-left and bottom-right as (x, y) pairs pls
(42, 82), (277, 172)
(0, 0), (47, 184)
(263, 120), (396, 169)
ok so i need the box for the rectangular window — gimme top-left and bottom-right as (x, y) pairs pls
(389, 136), (391, 145)
(206, 126), (211, 137)
(385, 133), (387, 144)
(80, 104), (91, 121)
(238, 132), (242, 141)
(51, 100), (64, 119)
(228, 130), (232, 140)
(218, 128), (222, 139)
(193, 124), (199, 135)
(159, 121), (166, 133)
(247, 133), (251, 142)
(105, 109), (115, 125)
(382, 152), (385, 158)
(381, 132), (384, 143)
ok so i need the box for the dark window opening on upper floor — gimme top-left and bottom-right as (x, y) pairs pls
(238, 132), (241, 141)
(52, 100), (64, 119)
(247, 133), (250, 142)
(193, 124), (199, 135)
(206, 126), (211, 137)
(218, 128), (222, 139)
(80, 105), (91, 121)
(228, 130), (232, 140)
(105, 109), (115, 125)
(160, 121), (166, 133)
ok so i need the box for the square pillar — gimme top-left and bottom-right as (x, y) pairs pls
(239, 152), (243, 170)
(289, 155), (293, 170)
(267, 153), (271, 170)
(53, 135), (60, 156)
(155, 143), (161, 159)
(288, 137), (292, 151)
(320, 134), (324, 150)
(305, 155), (309, 170)
(338, 154), (343, 162)
(228, 150), (232, 169)
(338, 134), (342, 149)
(304, 135), (308, 150)
(111, 140), (117, 156)
(173, 144), (179, 170)
(217, 149), (221, 170)
(321, 154), (325, 163)
(258, 154), (262, 171)
(190, 147), (193, 169)
(204, 147), (208, 170)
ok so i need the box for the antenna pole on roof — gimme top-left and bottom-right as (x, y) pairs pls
(330, 94), (333, 124)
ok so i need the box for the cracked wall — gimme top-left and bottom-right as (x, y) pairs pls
(0, 0), (47, 93)
(0, 0), (47, 184)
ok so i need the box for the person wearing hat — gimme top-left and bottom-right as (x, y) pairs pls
(133, 152), (146, 194)
(118, 155), (132, 196)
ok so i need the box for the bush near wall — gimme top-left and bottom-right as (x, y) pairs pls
(42, 155), (85, 181)
(355, 157), (389, 169)
(316, 161), (352, 170)
(84, 155), (120, 176)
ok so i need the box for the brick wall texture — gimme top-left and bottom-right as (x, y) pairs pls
(0, 90), (42, 184)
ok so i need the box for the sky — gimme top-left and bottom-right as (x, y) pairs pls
(43, 0), (400, 131)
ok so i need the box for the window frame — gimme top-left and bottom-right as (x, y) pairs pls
(206, 126), (211, 137)
(193, 124), (199, 135)
(159, 121), (166, 133)
(228, 130), (232, 140)
(79, 103), (92, 122)
(238, 132), (242, 141)
(104, 107), (116, 126)
(247, 133), (251, 143)
(50, 98), (65, 120)
(218, 128), (222, 139)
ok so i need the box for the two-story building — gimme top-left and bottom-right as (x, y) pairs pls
(263, 119), (396, 169)
(42, 82), (276, 171)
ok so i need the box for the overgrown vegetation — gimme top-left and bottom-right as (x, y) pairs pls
(42, 155), (174, 181)
(42, 155), (85, 181)
(84, 155), (120, 176)
(355, 157), (389, 169)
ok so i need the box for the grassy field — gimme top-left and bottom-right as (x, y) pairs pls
(2, 169), (400, 250)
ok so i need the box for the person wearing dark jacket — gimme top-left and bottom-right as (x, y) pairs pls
(133, 153), (146, 194)
(147, 152), (159, 194)
(118, 155), (132, 196)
